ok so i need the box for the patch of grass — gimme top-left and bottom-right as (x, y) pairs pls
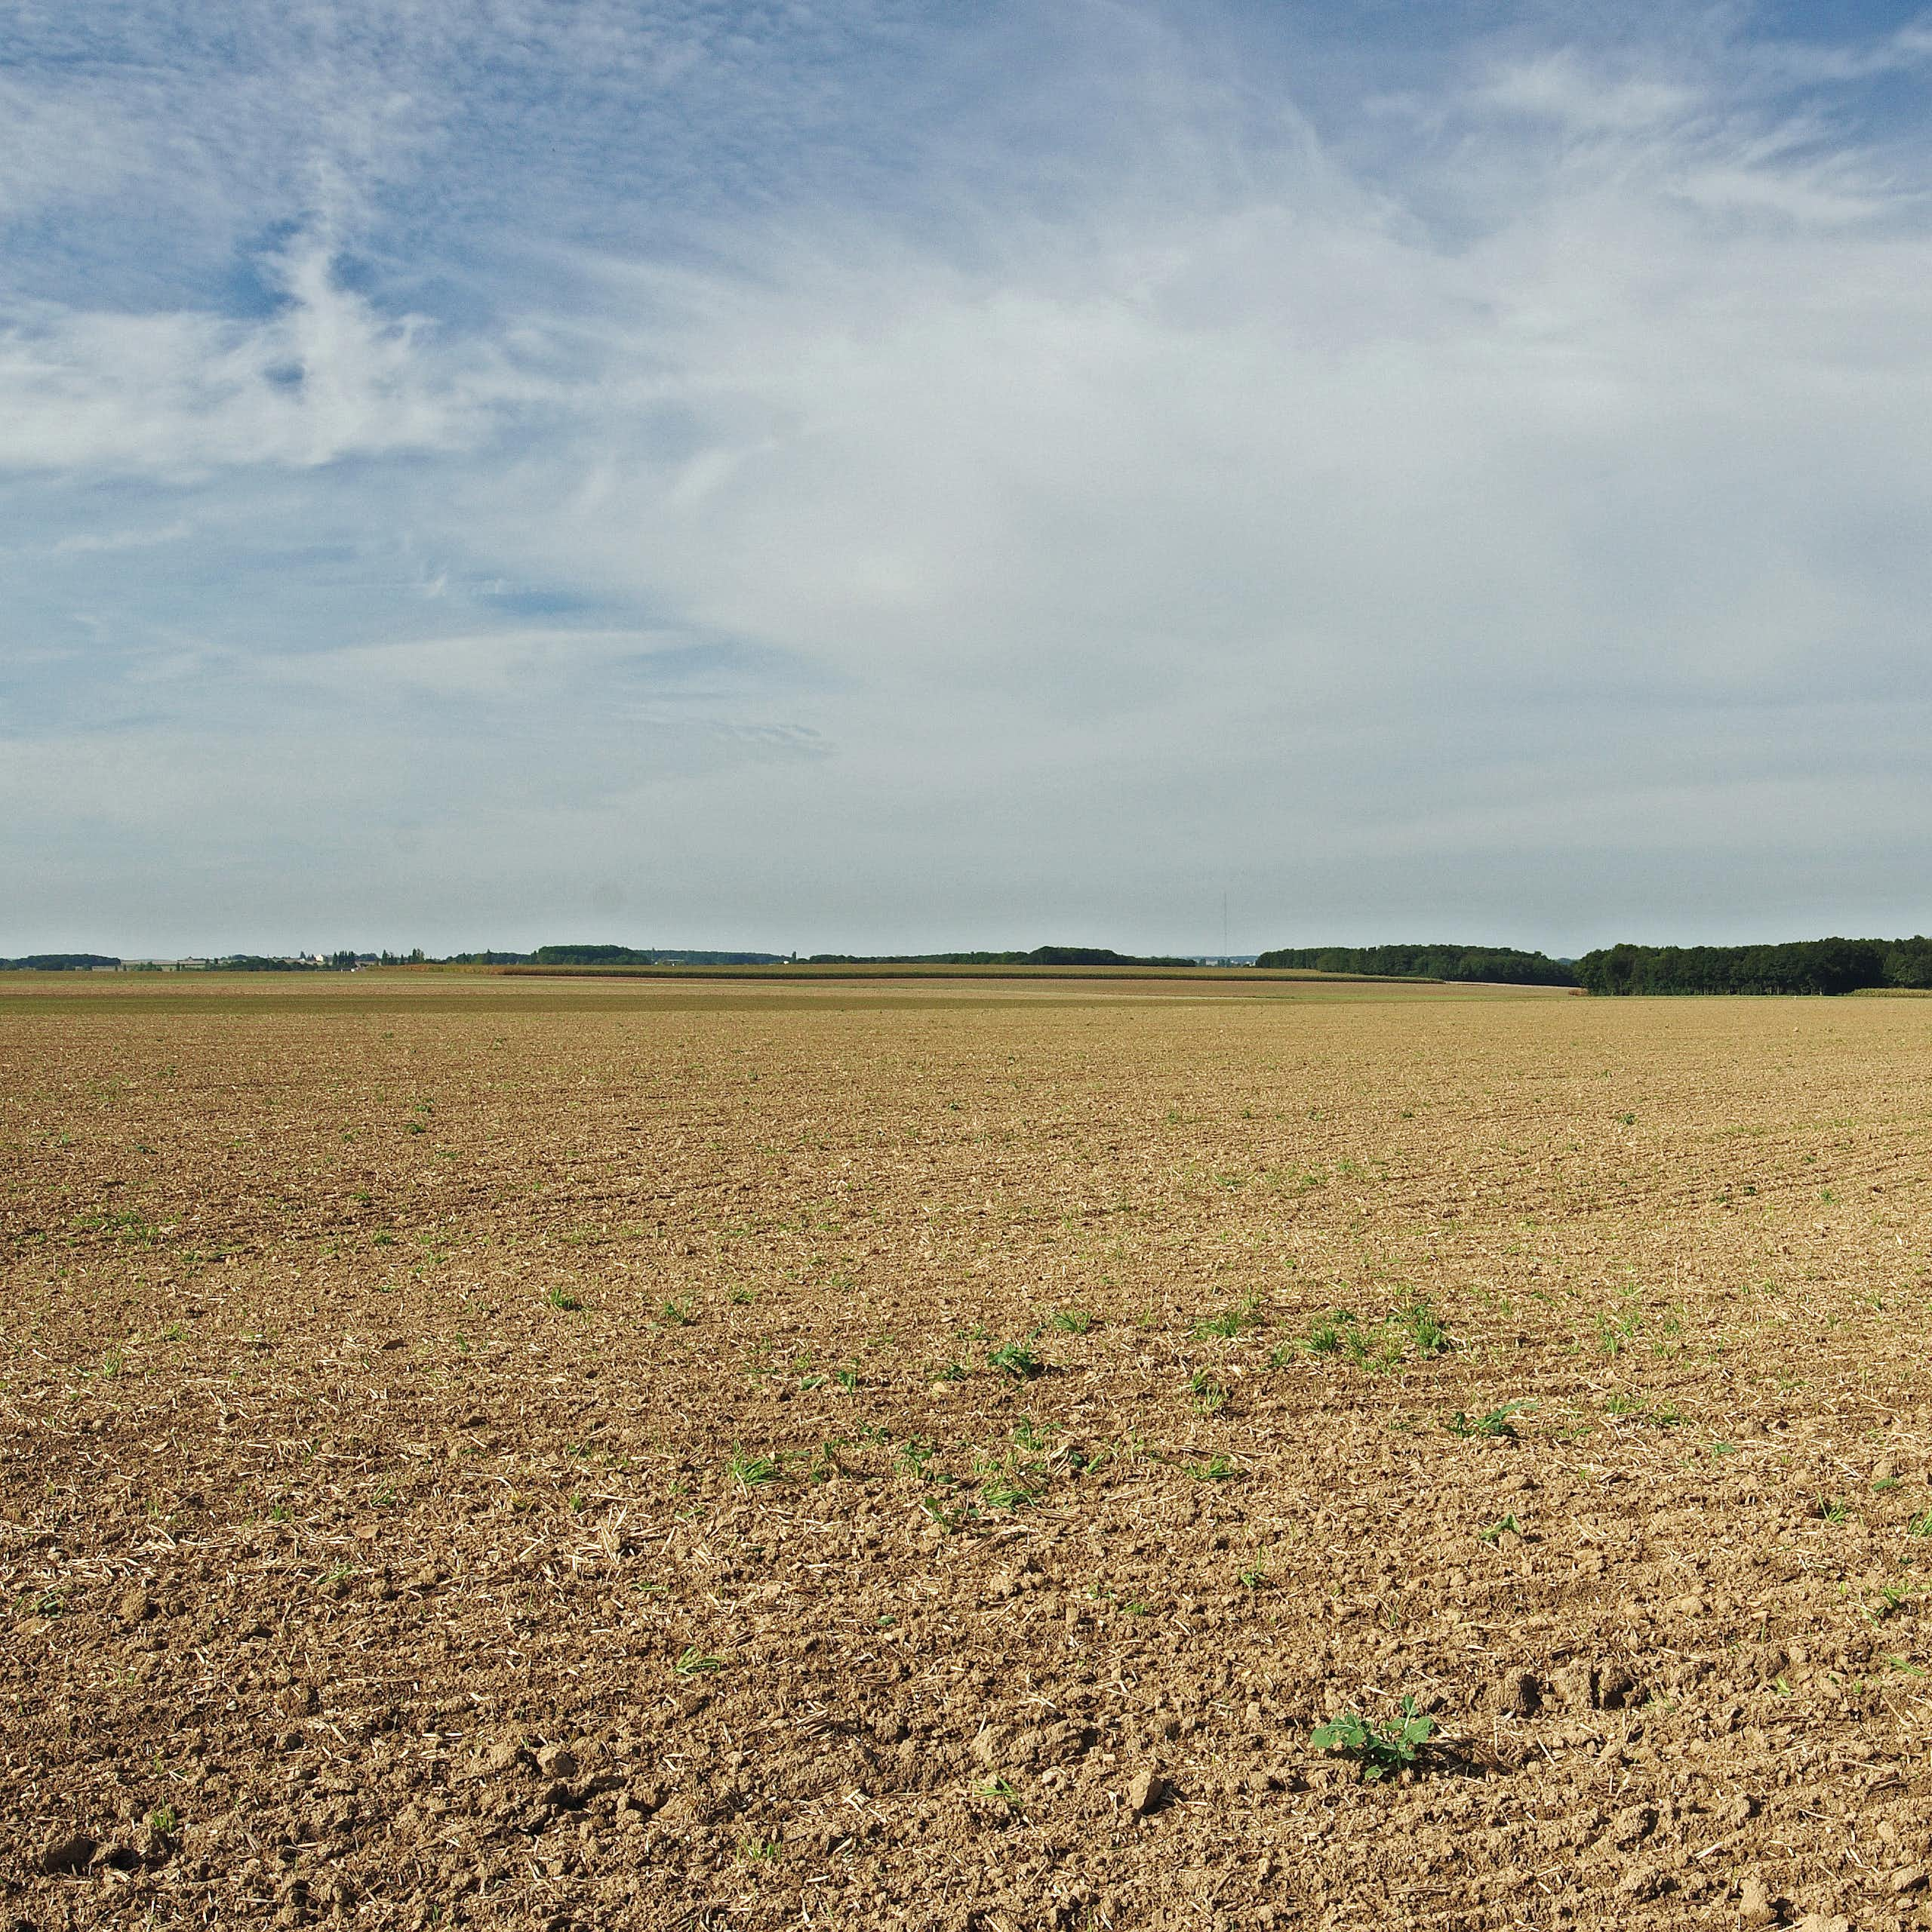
(1310, 1697), (1434, 1782)
(1305, 1312), (1352, 1355)
(738, 1835), (782, 1863)
(1192, 1295), (1260, 1340)
(1395, 1298), (1451, 1355)
(979, 1475), (1040, 1510)
(146, 1804), (178, 1837)
(1603, 1392), (1681, 1426)
(658, 1297), (695, 1326)
(546, 1285), (583, 1312)
(1595, 1307), (1640, 1356)
(1049, 1309), (1094, 1334)
(1908, 1511), (1932, 1539)
(1187, 1454), (1238, 1481)
(727, 1447), (780, 1491)
(1186, 1368), (1227, 1414)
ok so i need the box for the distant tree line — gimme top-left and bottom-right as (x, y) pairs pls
(1254, 944), (1579, 987)
(1575, 937), (1932, 995)
(529, 944), (789, 966)
(0, 953), (121, 971)
(806, 946), (1200, 968)
(0, 954), (121, 974)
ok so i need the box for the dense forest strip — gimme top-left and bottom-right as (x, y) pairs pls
(1254, 944), (1578, 986)
(1574, 937), (1932, 995)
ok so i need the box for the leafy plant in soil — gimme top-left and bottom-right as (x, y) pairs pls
(1447, 1400), (1534, 1441)
(986, 1340), (1043, 1379)
(1311, 1697), (1435, 1781)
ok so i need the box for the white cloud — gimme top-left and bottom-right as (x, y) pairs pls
(1478, 53), (1700, 133)
(0, 238), (485, 475)
(8, 3), (1932, 952)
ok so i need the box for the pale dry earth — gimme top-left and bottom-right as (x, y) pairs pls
(4, 972), (1932, 1931)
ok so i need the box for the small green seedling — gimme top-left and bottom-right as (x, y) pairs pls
(986, 1340), (1043, 1380)
(674, 1646), (722, 1675)
(1187, 1369), (1227, 1414)
(1447, 1400), (1534, 1441)
(546, 1286), (583, 1312)
(1595, 1309), (1639, 1356)
(1050, 1309), (1094, 1334)
(658, 1297), (694, 1326)
(918, 1495), (979, 1534)
(1397, 1299), (1451, 1355)
(1909, 1512), (1932, 1539)
(727, 1447), (779, 1490)
(1478, 1514), (1521, 1543)
(979, 1476), (1039, 1510)
(1193, 1296), (1260, 1340)
(1188, 1454), (1238, 1481)
(1306, 1312), (1352, 1356)
(1311, 1697), (1434, 1781)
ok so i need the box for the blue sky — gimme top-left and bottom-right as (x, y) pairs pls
(6, 1), (1932, 956)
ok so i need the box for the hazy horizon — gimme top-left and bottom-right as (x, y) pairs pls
(8, 2), (1932, 957)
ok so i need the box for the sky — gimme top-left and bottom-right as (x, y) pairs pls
(5, 0), (1932, 958)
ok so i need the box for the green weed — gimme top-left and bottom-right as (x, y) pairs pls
(727, 1447), (780, 1491)
(986, 1340), (1043, 1380)
(1447, 1400), (1534, 1441)
(1193, 1296), (1260, 1340)
(1311, 1697), (1434, 1781)
(1187, 1369), (1227, 1414)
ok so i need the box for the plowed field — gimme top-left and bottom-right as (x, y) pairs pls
(6, 972), (1932, 1931)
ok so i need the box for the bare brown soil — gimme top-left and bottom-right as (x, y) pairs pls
(5, 972), (1932, 1931)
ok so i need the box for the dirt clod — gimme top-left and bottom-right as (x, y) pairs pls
(1595, 1664), (1639, 1710)
(1497, 1669), (1541, 1716)
(1127, 1769), (1164, 1817)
